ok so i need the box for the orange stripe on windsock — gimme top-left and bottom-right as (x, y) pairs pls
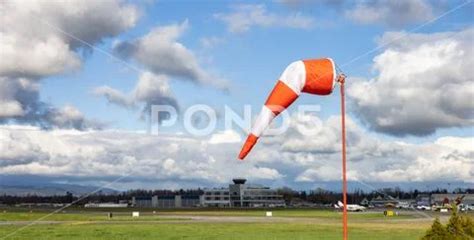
(238, 58), (338, 161)
(238, 134), (258, 160)
(239, 81), (298, 160)
(302, 58), (336, 95)
(264, 80), (299, 115)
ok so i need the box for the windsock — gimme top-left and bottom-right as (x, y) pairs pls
(238, 58), (337, 160)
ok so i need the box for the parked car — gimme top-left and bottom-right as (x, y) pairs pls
(459, 204), (473, 212)
(396, 202), (411, 209)
(416, 205), (431, 211)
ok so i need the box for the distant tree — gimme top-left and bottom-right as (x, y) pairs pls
(300, 191), (307, 201)
(65, 192), (73, 203)
(277, 187), (296, 205)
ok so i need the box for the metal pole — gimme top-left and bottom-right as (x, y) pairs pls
(340, 80), (348, 240)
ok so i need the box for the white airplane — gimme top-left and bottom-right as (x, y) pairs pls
(334, 201), (367, 212)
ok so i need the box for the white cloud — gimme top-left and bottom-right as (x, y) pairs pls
(256, 113), (473, 183)
(349, 28), (474, 136)
(0, 77), (38, 118)
(0, 0), (138, 78)
(277, 0), (344, 8)
(0, 126), (282, 184)
(215, 4), (315, 33)
(295, 166), (360, 182)
(93, 71), (179, 122)
(247, 167), (283, 180)
(0, 129), (49, 166)
(133, 72), (179, 121)
(208, 130), (242, 144)
(345, 0), (435, 28)
(0, 76), (103, 129)
(0, 34), (81, 78)
(0, 113), (471, 186)
(200, 36), (224, 49)
(133, 72), (173, 104)
(0, 101), (23, 118)
(47, 105), (103, 130)
(93, 86), (135, 108)
(0, 0), (138, 128)
(371, 136), (473, 182)
(113, 21), (229, 90)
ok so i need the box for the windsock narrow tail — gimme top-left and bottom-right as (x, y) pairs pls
(238, 134), (258, 159)
(238, 58), (337, 160)
(238, 61), (303, 160)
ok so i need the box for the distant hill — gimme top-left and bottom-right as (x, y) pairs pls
(0, 184), (118, 196)
(0, 174), (470, 196)
(0, 175), (119, 196)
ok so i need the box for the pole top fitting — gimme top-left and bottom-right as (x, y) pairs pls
(337, 74), (346, 85)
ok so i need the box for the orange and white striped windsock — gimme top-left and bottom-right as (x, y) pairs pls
(238, 58), (338, 160)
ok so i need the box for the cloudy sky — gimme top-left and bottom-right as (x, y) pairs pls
(0, 0), (472, 191)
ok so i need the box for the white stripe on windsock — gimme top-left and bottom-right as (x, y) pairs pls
(278, 60), (306, 96)
(327, 57), (337, 90)
(250, 105), (276, 137)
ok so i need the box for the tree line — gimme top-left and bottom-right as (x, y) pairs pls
(0, 187), (472, 205)
(277, 187), (473, 205)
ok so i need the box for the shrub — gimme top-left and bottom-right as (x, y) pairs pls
(422, 218), (450, 240)
(421, 205), (473, 240)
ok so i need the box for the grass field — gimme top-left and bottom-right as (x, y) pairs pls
(1, 208), (472, 240)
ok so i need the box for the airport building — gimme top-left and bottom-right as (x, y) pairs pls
(369, 195), (399, 207)
(201, 179), (285, 208)
(139, 179), (284, 208)
(132, 178), (286, 208)
(416, 194), (431, 206)
(201, 188), (231, 207)
(84, 202), (128, 208)
(132, 195), (201, 208)
(229, 178), (285, 207)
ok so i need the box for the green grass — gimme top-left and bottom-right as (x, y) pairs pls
(2, 208), (461, 240)
(0, 222), (426, 240)
(0, 211), (188, 222)
(158, 209), (408, 219)
(0, 208), (414, 221)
